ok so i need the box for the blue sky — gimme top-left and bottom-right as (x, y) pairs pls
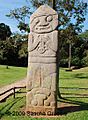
(0, 0), (29, 33)
(0, 0), (88, 33)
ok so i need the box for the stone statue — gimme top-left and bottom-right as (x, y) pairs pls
(26, 4), (58, 115)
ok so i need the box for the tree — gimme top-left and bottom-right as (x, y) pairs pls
(6, 6), (31, 32)
(52, 0), (55, 9)
(18, 40), (28, 67)
(7, 0), (87, 32)
(29, 0), (87, 69)
(0, 32), (28, 67)
(0, 23), (12, 40)
(78, 30), (88, 66)
(79, 30), (88, 39)
(29, 0), (87, 29)
(0, 38), (18, 68)
(7, 0), (87, 67)
(6, 0), (87, 98)
(63, 24), (78, 69)
(59, 30), (87, 68)
(10, 33), (28, 67)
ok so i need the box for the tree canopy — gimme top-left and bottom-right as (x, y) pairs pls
(7, 0), (87, 33)
(1, 0), (87, 68)
(0, 23), (12, 40)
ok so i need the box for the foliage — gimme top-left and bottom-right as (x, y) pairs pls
(0, 33), (28, 67)
(30, 0), (87, 31)
(79, 30), (88, 39)
(0, 38), (19, 66)
(0, 0), (87, 67)
(0, 23), (12, 40)
(18, 22), (30, 32)
(18, 40), (28, 67)
(78, 30), (88, 66)
(7, 0), (87, 32)
(6, 6), (32, 32)
(0, 28), (88, 67)
(6, 0), (88, 67)
(59, 34), (88, 67)
(59, 24), (79, 68)
(82, 49), (88, 66)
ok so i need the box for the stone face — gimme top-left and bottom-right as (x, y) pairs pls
(30, 5), (58, 33)
(26, 5), (58, 115)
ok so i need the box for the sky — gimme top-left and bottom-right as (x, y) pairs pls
(0, 0), (30, 33)
(0, 0), (88, 33)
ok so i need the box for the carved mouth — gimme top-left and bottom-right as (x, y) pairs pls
(36, 26), (51, 30)
(39, 23), (49, 27)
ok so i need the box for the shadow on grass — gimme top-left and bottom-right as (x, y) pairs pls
(74, 73), (88, 79)
(60, 73), (88, 80)
(0, 91), (88, 117)
(0, 97), (24, 119)
(56, 96), (88, 115)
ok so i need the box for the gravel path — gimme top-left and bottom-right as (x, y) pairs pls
(0, 78), (26, 102)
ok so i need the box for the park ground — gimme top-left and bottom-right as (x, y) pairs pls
(0, 65), (88, 120)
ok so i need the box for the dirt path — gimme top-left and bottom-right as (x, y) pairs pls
(0, 78), (26, 102)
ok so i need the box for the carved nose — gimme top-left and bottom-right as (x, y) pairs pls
(39, 16), (47, 26)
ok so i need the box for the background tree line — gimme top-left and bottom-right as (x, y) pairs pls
(0, 0), (88, 68)
(0, 23), (88, 68)
(0, 25), (28, 67)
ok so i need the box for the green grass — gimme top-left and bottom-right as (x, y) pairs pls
(0, 67), (88, 120)
(0, 65), (27, 87)
(59, 67), (88, 97)
(60, 67), (88, 88)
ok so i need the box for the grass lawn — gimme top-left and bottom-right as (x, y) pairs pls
(0, 65), (27, 87)
(0, 67), (88, 120)
(60, 67), (88, 88)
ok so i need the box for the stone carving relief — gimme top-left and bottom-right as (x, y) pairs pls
(30, 5), (58, 33)
(28, 31), (58, 56)
(26, 5), (58, 114)
(30, 14), (58, 33)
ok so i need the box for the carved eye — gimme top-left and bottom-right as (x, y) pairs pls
(46, 15), (53, 22)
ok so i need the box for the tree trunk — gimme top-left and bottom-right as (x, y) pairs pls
(6, 65), (9, 69)
(68, 43), (71, 69)
(52, 0), (55, 10)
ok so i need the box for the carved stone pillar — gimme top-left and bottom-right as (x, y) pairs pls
(26, 5), (58, 115)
